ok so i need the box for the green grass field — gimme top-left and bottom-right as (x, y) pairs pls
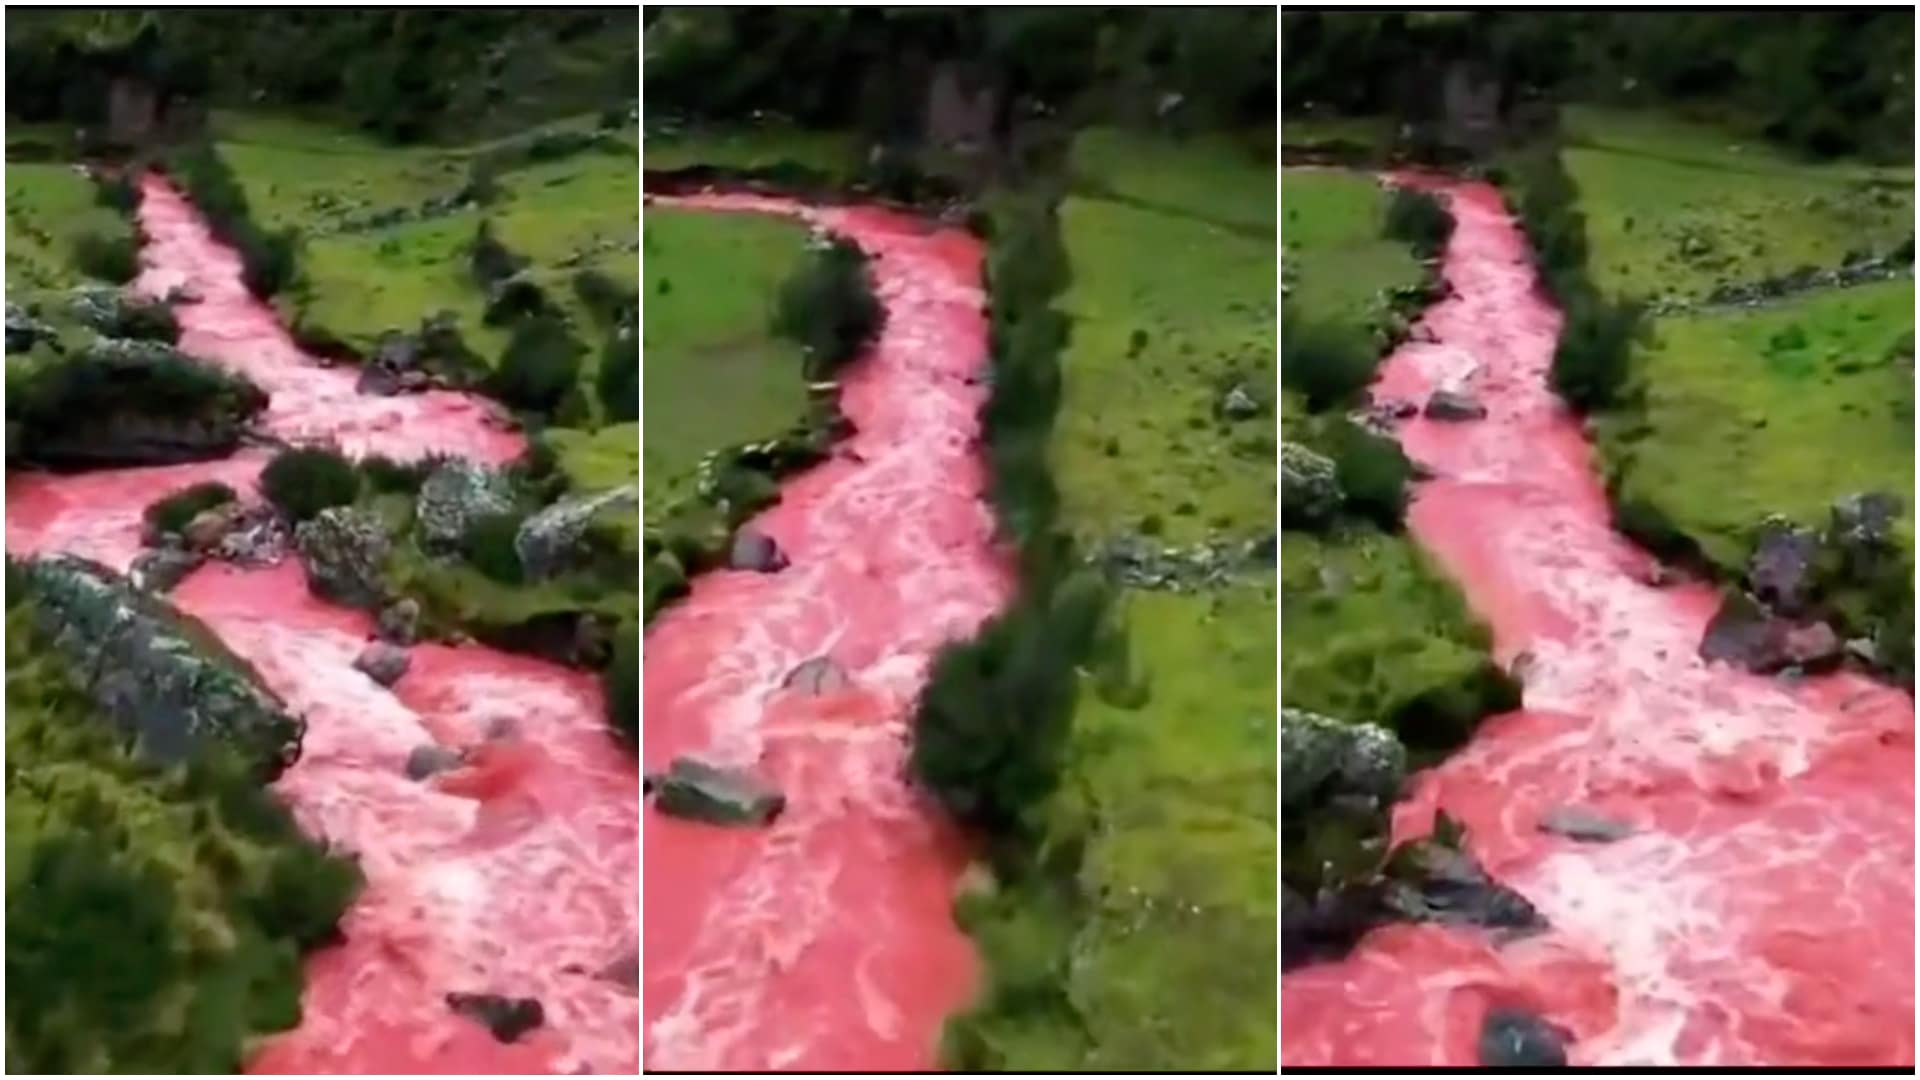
(215, 110), (637, 411)
(1563, 106), (1913, 302)
(1053, 130), (1277, 547)
(640, 207), (813, 521)
(1598, 279), (1915, 569)
(5, 162), (133, 295)
(1280, 168), (1424, 340)
(953, 130), (1276, 1072)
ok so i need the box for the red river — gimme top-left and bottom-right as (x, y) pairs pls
(1281, 177), (1915, 1067)
(7, 176), (639, 1073)
(641, 194), (1009, 1070)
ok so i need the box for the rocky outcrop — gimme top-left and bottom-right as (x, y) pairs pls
(294, 506), (393, 610)
(1090, 531), (1277, 592)
(1281, 442), (1342, 529)
(1479, 1009), (1571, 1067)
(417, 458), (516, 553)
(128, 546), (204, 593)
(1282, 708), (1406, 811)
(646, 757), (785, 826)
(1700, 591), (1844, 674)
(19, 554), (304, 778)
(6, 303), (54, 353)
(1745, 516), (1820, 616)
(445, 993), (543, 1043)
(67, 286), (177, 342)
(728, 528), (787, 572)
(377, 598), (421, 646)
(514, 485), (639, 581)
(1379, 830), (1544, 932)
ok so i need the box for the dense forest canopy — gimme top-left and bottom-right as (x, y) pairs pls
(1283, 10), (1914, 160)
(6, 9), (635, 143)
(645, 6), (1276, 137)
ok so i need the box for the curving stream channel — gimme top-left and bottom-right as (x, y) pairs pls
(8, 176), (639, 1074)
(1282, 177), (1914, 1067)
(642, 193), (1009, 1070)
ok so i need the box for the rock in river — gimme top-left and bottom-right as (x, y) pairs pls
(782, 655), (850, 695)
(729, 527), (788, 572)
(1282, 707), (1405, 811)
(18, 553), (304, 778)
(445, 993), (544, 1043)
(648, 757), (786, 826)
(294, 506), (392, 610)
(1537, 805), (1633, 843)
(406, 744), (464, 780)
(1424, 387), (1488, 421)
(377, 597), (421, 646)
(1479, 1008), (1571, 1067)
(353, 642), (411, 687)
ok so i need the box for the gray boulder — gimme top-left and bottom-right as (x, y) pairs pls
(294, 506), (392, 610)
(1699, 591), (1843, 674)
(782, 656), (851, 695)
(406, 744), (464, 780)
(514, 485), (639, 581)
(129, 547), (204, 593)
(6, 303), (53, 353)
(1746, 515), (1820, 615)
(1218, 383), (1263, 420)
(729, 528), (788, 572)
(353, 642), (411, 687)
(1537, 805), (1633, 843)
(214, 503), (292, 567)
(377, 598), (421, 646)
(1479, 1009), (1570, 1068)
(1424, 388), (1488, 420)
(1281, 442), (1343, 529)
(417, 458), (516, 552)
(647, 757), (786, 826)
(19, 554), (304, 778)
(1281, 708), (1406, 811)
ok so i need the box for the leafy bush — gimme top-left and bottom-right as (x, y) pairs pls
(357, 453), (431, 495)
(469, 219), (526, 287)
(604, 620), (637, 745)
(573, 268), (637, 325)
(595, 319), (638, 422)
(1382, 186), (1453, 258)
(71, 230), (138, 283)
(143, 481), (238, 536)
(1551, 292), (1645, 413)
(489, 315), (584, 417)
(461, 511), (525, 585)
(116, 298), (181, 343)
(92, 171), (140, 214)
(161, 142), (299, 297)
(1326, 420), (1413, 528)
(771, 237), (883, 380)
(259, 446), (359, 522)
(1281, 310), (1376, 411)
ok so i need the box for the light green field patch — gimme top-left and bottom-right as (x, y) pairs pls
(641, 207), (812, 519)
(953, 585), (1277, 1071)
(1053, 194), (1276, 545)
(1280, 167), (1424, 337)
(1072, 126), (1275, 233)
(5, 162), (131, 294)
(1598, 279), (1916, 570)
(212, 110), (466, 230)
(288, 213), (502, 356)
(1563, 106), (1913, 301)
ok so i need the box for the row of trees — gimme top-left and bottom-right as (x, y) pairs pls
(1283, 11), (1913, 161)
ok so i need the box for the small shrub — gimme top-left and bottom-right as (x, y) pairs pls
(1326, 420), (1412, 528)
(604, 620), (637, 744)
(461, 511), (525, 585)
(490, 315), (584, 417)
(1281, 311), (1375, 411)
(771, 238), (883, 380)
(357, 454), (430, 495)
(595, 320), (638, 422)
(143, 481), (238, 536)
(1383, 186), (1453, 258)
(469, 220), (526, 287)
(259, 446), (360, 522)
(92, 172), (139, 214)
(573, 268), (637, 325)
(72, 230), (138, 283)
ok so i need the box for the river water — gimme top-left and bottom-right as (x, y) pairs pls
(642, 193), (1009, 1070)
(6, 176), (640, 1073)
(1281, 178), (1914, 1067)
